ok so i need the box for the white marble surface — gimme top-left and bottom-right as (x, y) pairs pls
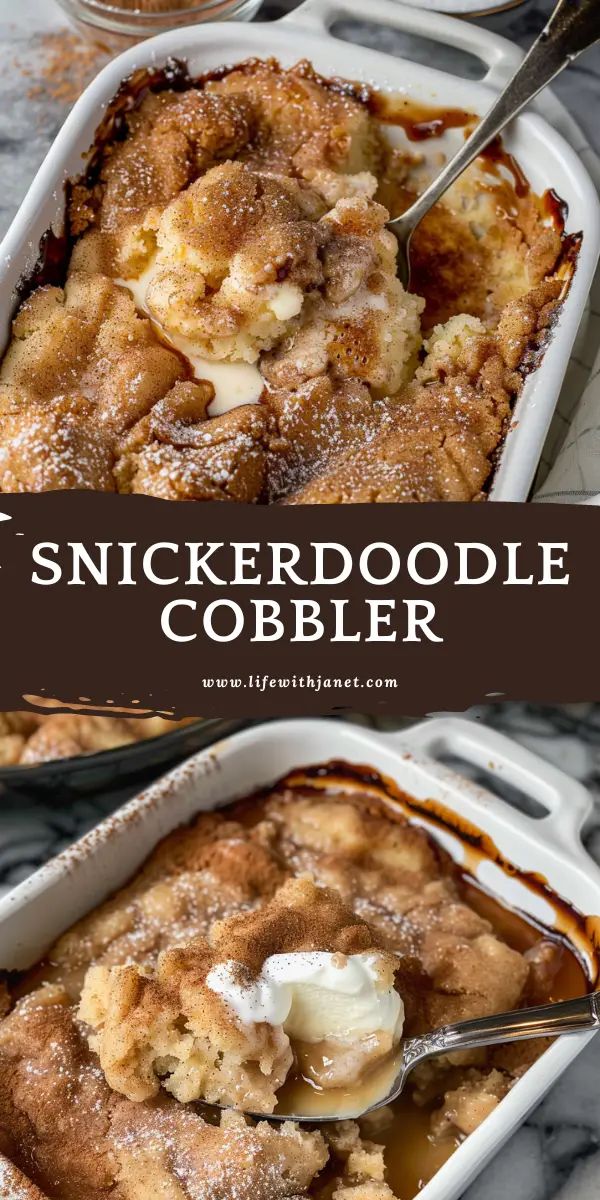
(0, 2), (599, 1198)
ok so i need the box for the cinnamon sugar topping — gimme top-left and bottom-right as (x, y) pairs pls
(23, 33), (110, 107)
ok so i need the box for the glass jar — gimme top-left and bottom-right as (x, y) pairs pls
(55, 0), (264, 47)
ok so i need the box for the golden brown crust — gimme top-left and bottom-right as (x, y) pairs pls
(46, 818), (289, 999)
(115, 397), (271, 502)
(0, 989), (119, 1199)
(0, 273), (185, 492)
(0, 988), (329, 1200)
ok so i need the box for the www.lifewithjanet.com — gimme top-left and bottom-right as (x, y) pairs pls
(200, 675), (399, 692)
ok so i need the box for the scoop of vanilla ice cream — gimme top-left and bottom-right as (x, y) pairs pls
(205, 951), (404, 1044)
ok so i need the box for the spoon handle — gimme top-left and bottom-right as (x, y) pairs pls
(390, 0), (600, 237)
(401, 991), (600, 1078)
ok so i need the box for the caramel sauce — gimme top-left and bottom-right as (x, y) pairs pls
(280, 1057), (460, 1200)
(368, 92), (474, 142)
(376, 1097), (460, 1198)
(544, 187), (568, 227)
(477, 134), (531, 199)
(16, 229), (70, 304)
(370, 91), (531, 198)
(277, 1053), (400, 1121)
(274, 1038), (458, 1197)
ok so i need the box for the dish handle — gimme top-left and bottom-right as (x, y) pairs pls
(281, 0), (524, 90)
(398, 716), (593, 853)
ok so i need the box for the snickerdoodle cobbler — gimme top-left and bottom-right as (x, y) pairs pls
(0, 768), (589, 1200)
(0, 59), (574, 502)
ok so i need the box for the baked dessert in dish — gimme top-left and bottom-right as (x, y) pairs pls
(0, 58), (576, 503)
(0, 762), (590, 1199)
(0, 709), (197, 767)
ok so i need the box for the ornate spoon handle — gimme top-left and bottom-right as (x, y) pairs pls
(399, 992), (600, 1085)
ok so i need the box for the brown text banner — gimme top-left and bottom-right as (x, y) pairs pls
(0, 495), (596, 716)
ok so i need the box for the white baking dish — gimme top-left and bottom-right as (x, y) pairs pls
(1, 715), (599, 1200)
(0, 0), (598, 501)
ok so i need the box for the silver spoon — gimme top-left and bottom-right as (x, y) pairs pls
(230, 990), (600, 1123)
(389, 0), (600, 287)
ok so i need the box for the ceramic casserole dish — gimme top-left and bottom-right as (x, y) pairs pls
(0, 0), (598, 502)
(0, 714), (598, 1199)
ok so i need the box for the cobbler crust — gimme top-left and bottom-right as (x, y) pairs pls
(0, 988), (329, 1200)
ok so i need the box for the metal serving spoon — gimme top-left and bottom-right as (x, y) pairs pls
(389, 0), (600, 287)
(227, 991), (600, 1123)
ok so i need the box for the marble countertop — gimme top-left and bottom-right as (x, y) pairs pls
(0, 2), (599, 1198)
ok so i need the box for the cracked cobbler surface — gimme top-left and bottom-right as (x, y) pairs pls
(0, 59), (569, 502)
(0, 771), (587, 1199)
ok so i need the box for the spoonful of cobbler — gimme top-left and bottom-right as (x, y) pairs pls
(78, 876), (600, 1122)
(389, 0), (600, 287)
